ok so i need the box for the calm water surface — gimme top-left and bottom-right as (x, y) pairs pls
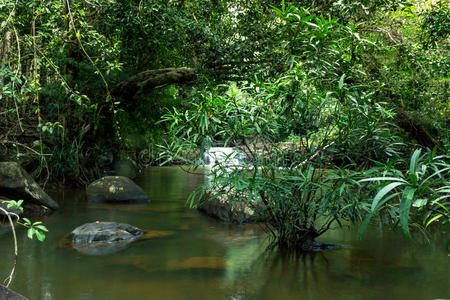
(0, 166), (448, 300)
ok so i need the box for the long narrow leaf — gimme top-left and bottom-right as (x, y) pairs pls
(357, 213), (374, 240)
(371, 182), (404, 212)
(425, 214), (443, 227)
(422, 166), (450, 184)
(434, 202), (449, 213)
(338, 74), (346, 90)
(373, 192), (399, 211)
(359, 177), (407, 183)
(400, 187), (415, 240)
(409, 149), (421, 175)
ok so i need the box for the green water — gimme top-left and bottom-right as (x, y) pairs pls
(0, 166), (448, 300)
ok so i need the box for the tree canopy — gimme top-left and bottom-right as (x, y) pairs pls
(1, 0), (448, 246)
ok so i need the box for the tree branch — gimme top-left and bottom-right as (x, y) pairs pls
(0, 207), (19, 288)
(112, 67), (196, 99)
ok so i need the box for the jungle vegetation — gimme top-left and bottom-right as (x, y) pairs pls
(1, 0), (448, 248)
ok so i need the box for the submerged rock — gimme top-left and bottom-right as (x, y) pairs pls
(298, 241), (336, 252)
(198, 189), (264, 224)
(0, 284), (28, 300)
(71, 241), (132, 256)
(0, 162), (59, 214)
(67, 222), (145, 255)
(169, 257), (226, 270)
(86, 176), (149, 204)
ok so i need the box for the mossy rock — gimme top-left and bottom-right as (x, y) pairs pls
(0, 161), (59, 212)
(86, 176), (149, 204)
(198, 188), (265, 224)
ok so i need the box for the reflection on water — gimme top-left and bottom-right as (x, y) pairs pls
(0, 166), (448, 300)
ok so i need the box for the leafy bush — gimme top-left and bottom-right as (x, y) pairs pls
(160, 67), (386, 248)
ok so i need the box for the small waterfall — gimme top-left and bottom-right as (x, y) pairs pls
(203, 147), (245, 168)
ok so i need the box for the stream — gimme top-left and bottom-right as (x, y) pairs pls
(0, 166), (448, 300)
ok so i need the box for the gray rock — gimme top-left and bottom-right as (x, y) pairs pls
(69, 222), (144, 244)
(68, 222), (145, 255)
(0, 162), (59, 210)
(198, 189), (264, 224)
(71, 240), (132, 255)
(86, 176), (149, 204)
(0, 284), (28, 300)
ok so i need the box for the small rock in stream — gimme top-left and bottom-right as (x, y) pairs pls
(67, 222), (145, 255)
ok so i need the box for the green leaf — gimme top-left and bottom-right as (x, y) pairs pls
(338, 74), (346, 90)
(357, 213), (373, 240)
(412, 198), (427, 207)
(434, 202), (449, 213)
(400, 187), (415, 240)
(359, 177), (407, 183)
(27, 228), (34, 239)
(371, 182), (404, 212)
(305, 21), (320, 29)
(425, 214), (442, 227)
(35, 231), (45, 242)
(35, 225), (49, 232)
(409, 149), (421, 175)
(422, 166), (450, 184)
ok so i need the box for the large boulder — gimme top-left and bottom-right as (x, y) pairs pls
(198, 189), (264, 224)
(86, 176), (149, 204)
(0, 284), (28, 300)
(67, 222), (145, 255)
(0, 162), (59, 210)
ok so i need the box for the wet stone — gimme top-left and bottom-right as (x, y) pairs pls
(86, 176), (149, 204)
(67, 222), (145, 255)
(0, 284), (28, 300)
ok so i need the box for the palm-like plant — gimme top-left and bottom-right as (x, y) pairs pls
(357, 149), (450, 240)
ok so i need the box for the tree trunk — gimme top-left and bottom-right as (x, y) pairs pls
(112, 67), (196, 99)
(1, 30), (12, 65)
(396, 109), (440, 149)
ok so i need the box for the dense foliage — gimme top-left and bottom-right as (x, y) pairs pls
(1, 0), (448, 247)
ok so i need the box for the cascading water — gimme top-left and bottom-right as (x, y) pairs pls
(203, 147), (246, 168)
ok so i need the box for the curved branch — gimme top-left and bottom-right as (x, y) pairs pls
(112, 67), (196, 99)
(0, 207), (19, 288)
